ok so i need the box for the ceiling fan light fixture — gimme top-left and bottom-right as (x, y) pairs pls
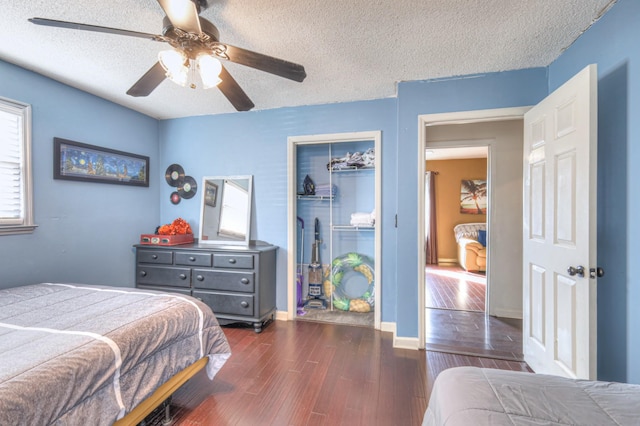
(196, 53), (222, 89)
(158, 49), (189, 86)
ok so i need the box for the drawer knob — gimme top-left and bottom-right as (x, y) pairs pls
(139, 271), (147, 277)
(179, 273), (187, 280)
(196, 275), (204, 281)
(240, 301), (249, 308)
(241, 278), (249, 284)
(151, 254), (158, 260)
(228, 258), (237, 264)
(189, 256), (196, 262)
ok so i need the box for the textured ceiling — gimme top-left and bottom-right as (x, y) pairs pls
(1, 0), (615, 119)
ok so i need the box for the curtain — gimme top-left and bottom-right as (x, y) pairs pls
(425, 171), (438, 264)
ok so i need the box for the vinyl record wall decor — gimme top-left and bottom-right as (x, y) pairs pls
(165, 164), (197, 204)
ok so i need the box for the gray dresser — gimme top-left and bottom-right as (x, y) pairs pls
(134, 242), (277, 333)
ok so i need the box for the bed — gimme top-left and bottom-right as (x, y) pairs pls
(0, 283), (231, 425)
(423, 366), (640, 425)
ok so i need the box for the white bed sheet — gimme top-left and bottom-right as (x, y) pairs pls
(423, 366), (640, 425)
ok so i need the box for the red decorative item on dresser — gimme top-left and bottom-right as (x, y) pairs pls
(140, 217), (194, 246)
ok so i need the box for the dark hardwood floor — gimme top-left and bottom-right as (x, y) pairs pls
(144, 320), (529, 426)
(424, 308), (524, 361)
(424, 264), (524, 361)
(425, 265), (486, 312)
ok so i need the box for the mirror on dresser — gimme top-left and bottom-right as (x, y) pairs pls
(199, 175), (253, 245)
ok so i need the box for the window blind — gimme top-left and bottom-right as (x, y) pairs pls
(0, 107), (24, 225)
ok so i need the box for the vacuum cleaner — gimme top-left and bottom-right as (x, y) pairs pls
(305, 217), (327, 309)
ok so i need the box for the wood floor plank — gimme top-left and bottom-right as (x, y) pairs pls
(425, 265), (486, 311)
(145, 320), (529, 426)
(424, 307), (524, 361)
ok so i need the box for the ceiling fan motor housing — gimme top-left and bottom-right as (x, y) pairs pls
(162, 16), (220, 59)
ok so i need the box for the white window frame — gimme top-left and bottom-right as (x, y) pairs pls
(0, 96), (36, 235)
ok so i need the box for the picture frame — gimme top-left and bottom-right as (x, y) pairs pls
(204, 181), (218, 207)
(460, 179), (487, 214)
(53, 137), (149, 187)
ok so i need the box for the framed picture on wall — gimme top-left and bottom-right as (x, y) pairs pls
(460, 179), (487, 214)
(53, 137), (149, 187)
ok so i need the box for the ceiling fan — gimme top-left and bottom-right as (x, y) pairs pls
(29, 0), (307, 112)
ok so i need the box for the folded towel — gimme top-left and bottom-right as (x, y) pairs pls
(315, 183), (337, 196)
(350, 211), (375, 227)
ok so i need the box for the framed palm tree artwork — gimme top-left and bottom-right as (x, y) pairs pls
(460, 179), (487, 214)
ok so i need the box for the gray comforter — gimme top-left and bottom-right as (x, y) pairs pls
(0, 283), (231, 425)
(423, 366), (640, 425)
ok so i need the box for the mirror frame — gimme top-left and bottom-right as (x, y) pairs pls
(198, 175), (253, 246)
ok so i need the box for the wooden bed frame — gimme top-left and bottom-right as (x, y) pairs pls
(113, 357), (208, 426)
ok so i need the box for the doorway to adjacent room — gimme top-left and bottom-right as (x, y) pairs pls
(419, 113), (527, 361)
(424, 146), (488, 314)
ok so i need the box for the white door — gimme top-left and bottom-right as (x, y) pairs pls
(523, 64), (598, 379)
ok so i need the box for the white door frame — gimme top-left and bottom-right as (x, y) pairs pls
(287, 131), (382, 329)
(417, 107), (531, 349)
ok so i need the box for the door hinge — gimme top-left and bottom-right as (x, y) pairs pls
(590, 267), (605, 279)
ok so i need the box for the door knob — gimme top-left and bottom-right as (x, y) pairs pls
(567, 265), (585, 277)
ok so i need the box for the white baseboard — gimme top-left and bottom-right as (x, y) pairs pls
(394, 335), (420, 350)
(275, 310), (289, 321)
(437, 258), (458, 265)
(277, 315), (419, 350)
(380, 321), (395, 333)
(381, 321), (419, 350)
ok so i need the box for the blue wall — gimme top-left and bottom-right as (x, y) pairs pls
(158, 101), (398, 319)
(2, 0), (638, 384)
(394, 69), (548, 337)
(0, 60), (160, 289)
(157, 70), (548, 336)
(548, 0), (640, 383)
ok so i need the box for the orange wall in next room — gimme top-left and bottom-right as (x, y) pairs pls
(426, 158), (487, 262)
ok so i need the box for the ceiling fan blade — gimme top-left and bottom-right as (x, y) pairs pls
(221, 45), (306, 82)
(218, 66), (255, 111)
(29, 18), (158, 40)
(126, 62), (167, 97)
(156, 0), (202, 34)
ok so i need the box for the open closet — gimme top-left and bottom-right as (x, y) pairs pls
(287, 131), (381, 329)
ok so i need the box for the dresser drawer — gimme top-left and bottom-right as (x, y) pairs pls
(213, 254), (254, 269)
(136, 284), (191, 296)
(137, 250), (173, 264)
(136, 266), (191, 288)
(175, 252), (212, 267)
(193, 269), (254, 293)
(194, 291), (254, 316)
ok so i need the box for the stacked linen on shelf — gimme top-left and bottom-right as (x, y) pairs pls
(350, 209), (375, 227)
(315, 183), (337, 197)
(327, 148), (375, 170)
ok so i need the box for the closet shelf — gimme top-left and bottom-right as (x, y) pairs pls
(332, 225), (375, 231)
(297, 195), (334, 201)
(329, 166), (374, 173)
